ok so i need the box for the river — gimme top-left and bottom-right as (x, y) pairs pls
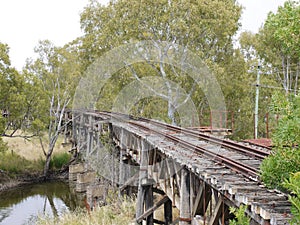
(0, 181), (84, 225)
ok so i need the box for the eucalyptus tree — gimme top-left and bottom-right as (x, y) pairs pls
(0, 42), (10, 152)
(26, 40), (81, 177)
(238, 1), (300, 139)
(255, 0), (299, 95)
(80, 0), (242, 125)
(0, 43), (44, 137)
(0, 42), (48, 154)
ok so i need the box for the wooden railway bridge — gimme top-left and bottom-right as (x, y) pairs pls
(70, 110), (292, 225)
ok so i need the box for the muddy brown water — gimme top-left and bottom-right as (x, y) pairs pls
(0, 181), (84, 225)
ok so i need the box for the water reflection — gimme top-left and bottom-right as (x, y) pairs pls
(0, 181), (84, 225)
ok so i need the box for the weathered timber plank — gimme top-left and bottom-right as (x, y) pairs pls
(136, 195), (169, 223)
(208, 196), (223, 225)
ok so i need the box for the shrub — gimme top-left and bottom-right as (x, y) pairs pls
(283, 172), (300, 224)
(260, 147), (300, 189)
(229, 205), (250, 225)
(261, 93), (300, 189)
(52, 152), (71, 169)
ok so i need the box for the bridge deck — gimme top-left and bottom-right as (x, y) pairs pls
(113, 120), (291, 224)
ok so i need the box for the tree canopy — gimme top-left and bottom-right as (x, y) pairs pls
(77, 0), (251, 133)
(240, 1), (300, 95)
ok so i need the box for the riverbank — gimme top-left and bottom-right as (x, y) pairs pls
(0, 180), (84, 225)
(0, 135), (71, 192)
(0, 169), (68, 192)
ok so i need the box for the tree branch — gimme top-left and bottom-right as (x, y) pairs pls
(124, 62), (169, 99)
(1, 133), (38, 140)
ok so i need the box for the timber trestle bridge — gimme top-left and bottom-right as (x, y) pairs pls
(70, 110), (292, 225)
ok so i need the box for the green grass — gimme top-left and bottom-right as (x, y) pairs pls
(52, 152), (71, 169)
(0, 150), (72, 177)
(0, 151), (44, 176)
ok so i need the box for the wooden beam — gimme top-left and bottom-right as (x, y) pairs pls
(136, 140), (148, 224)
(159, 160), (169, 180)
(208, 197), (223, 225)
(153, 219), (165, 225)
(179, 168), (191, 225)
(190, 173), (195, 218)
(166, 158), (175, 177)
(200, 184), (212, 217)
(145, 185), (154, 225)
(153, 187), (165, 195)
(166, 158), (176, 207)
(164, 198), (173, 225)
(173, 161), (182, 190)
(192, 182), (204, 217)
(192, 183), (212, 217)
(136, 195), (170, 223)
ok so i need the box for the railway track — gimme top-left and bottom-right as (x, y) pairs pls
(95, 111), (270, 181)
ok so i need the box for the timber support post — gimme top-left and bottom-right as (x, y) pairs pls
(179, 167), (191, 225)
(164, 198), (173, 225)
(86, 114), (94, 157)
(136, 139), (155, 225)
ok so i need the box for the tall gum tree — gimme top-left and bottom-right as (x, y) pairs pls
(26, 40), (81, 177)
(79, 0), (242, 125)
(251, 1), (300, 95)
(0, 42), (46, 142)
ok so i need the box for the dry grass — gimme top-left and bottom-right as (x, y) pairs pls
(3, 132), (70, 161)
(37, 195), (136, 225)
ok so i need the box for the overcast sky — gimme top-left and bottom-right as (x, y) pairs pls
(0, 0), (286, 71)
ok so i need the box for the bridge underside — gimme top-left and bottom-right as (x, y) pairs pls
(113, 125), (242, 225)
(72, 112), (292, 225)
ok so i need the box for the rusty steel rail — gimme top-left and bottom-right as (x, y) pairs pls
(97, 111), (260, 181)
(137, 117), (270, 160)
(101, 111), (270, 160)
(129, 120), (259, 180)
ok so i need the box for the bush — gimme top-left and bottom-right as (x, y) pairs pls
(260, 147), (300, 189)
(229, 205), (250, 225)
(52, 152), (71, 169)
(283, 172), (300, 224)
(261, 93), (300, 189)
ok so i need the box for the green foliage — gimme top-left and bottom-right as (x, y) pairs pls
(261, 93), (300, 188)
(0, 150), (70, 175)
(260, 147), (300, 189)
(270, 93), (300, 147)
(52, 152), (71, 169)
(80, 0), (242, 65)
(283, 172), (300, 224)
(229, 205), (250, 225)
(0, 138), (7, 153)
(0, 115), (7, 153)
(0, 41), (48, 139)
(255, 1), (300, 94)
(0, 152), (44, 175)
(25, 39), (82, 176)
(264, 1), (300, 57)
(78, 0), (264, 139)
